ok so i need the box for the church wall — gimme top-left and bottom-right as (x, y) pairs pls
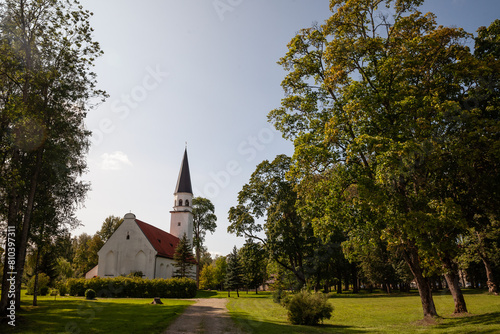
(98, 213), (157, 279)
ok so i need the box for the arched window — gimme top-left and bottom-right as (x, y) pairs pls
(178, 199), (183, 206)
(185, 200), (189, 206)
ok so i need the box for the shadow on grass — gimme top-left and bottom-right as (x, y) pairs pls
(231, 311), (367, 334)
(0, 298), (192, 334)
(327, 288), (490, 299)
(196, 290), (219, 298)
(435, 311), (500, 332)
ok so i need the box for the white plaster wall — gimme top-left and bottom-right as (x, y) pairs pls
(155, 257), (176, 279)
(98, 213), (157, 279)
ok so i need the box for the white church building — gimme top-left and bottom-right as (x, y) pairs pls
(95, 149), (196, 279)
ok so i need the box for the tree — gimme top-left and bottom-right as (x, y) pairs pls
(173, 233), (195, 278)
(228, 155), (316, 286)
(239, 239), (267, 293)
(0, 0), (106, 315)
(225, 246), (244, 297)
(213, 255), (227, 291)
(199, 263), (216, 290)
(268, 0), (499, 317)
(97, 215), (123, 242)
(192, 197), (217, 287)
(72, 233), (92, 277)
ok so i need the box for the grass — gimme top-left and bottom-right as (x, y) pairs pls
(2, 289), (498, 333)
(226, 289), (500, 333)
(0, 292), (195, 334)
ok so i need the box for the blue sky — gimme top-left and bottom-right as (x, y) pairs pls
(75, 0), (500, 256)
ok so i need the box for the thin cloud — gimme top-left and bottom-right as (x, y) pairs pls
(100, 151), (133, 170)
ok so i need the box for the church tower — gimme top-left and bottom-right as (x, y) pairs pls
(170, 148), (193, 246)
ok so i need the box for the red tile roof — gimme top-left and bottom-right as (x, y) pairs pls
(135, 219), (180, 259)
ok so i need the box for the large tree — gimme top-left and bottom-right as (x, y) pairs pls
(192, 197), (217, 287)
(228, 155), (316, 286)
(0, 0), (105, 315)
(268, 0), (499, 318)
(239, 239), (267, 293)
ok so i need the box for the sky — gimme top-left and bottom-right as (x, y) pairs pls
(74, 0), (500, 257)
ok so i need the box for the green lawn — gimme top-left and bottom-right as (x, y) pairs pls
(2, 289), (498, 333)
(0, 293), (195, 334)
(226, 290), (500, 333)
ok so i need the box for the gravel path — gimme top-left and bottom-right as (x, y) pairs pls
(163, 298), (245, 334)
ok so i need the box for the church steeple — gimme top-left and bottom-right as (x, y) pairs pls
(170, 148), (194, 246)
(175, 148), (192, 194)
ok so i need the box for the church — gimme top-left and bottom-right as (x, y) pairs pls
(95, 149), (196, 279)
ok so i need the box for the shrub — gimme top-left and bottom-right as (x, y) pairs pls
(272, 288), (287, 304)
(40, 286), (49, 296)
(85, 289), (96, 300)
(26, 273), (51, 295)
(56, 281), (68, 296)
(65, 277), (197, 298)
(282, 290), (333, 325)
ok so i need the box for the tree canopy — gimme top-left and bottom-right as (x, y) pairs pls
(268, 0), (500, 317)
(0, 0), (106, 315)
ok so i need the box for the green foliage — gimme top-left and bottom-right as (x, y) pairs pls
(39, 286), (49, 296)
(173, 234), (195, 278)
(192, 197), (217, 255)
(225, 246), (244, 296)
(65, 277), (197, 298)
(213, 256), (228, 290)
(0, 0), (107, 314)
(199, 264), (216, 290)
(281, 290), (333, 325)
(272, 289), (287, 304)
(268, 0), (500, 317)
(55, 280), (67, 296)
(85, 289), (96, 300)
(97, 215), (124, 242)
(26, 273), (50, 295)
(239, 239), (267, 291)
(127, 271), (144, 278)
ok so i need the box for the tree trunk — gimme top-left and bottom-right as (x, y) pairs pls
(33, 247), (42, 307)
(442, 254), (467, 313)
(402, 246), (438, 318)
(352, 264), (359, 293)
(479, 254), (499, 295)
(444, 272), (468, 313)
(15, 149), (44, 308)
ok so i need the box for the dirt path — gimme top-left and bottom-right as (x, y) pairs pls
(163, 298), (246, 334)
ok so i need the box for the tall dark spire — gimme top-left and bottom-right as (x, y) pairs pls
(175, 148), (192, 194)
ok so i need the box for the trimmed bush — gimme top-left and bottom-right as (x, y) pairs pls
(282, 290), (333, 325)
(85, 289), (96, 300)
(66, 277), (197, 298)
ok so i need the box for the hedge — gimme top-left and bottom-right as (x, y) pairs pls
(66, 277), (197, 298)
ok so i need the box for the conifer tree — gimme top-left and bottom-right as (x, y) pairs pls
(173, 234), (195, 278)
(225, 246), (244, 297)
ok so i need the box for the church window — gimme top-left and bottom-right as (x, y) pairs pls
(178, 222), (181, 226)
(126, 232), (130, 240)
(179, 199), (183, 206)
(185, 200), (189, 206)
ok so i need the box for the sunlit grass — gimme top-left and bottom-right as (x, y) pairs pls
(227, 289), (500, 333)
